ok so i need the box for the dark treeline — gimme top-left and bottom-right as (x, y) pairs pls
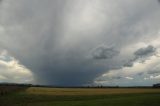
(1, 83), (160, 89)
(153, 83), (160, 88)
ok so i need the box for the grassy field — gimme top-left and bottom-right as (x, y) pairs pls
(0, 87), (160, 106)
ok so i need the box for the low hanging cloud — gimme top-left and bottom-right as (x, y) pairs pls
(92, 46), (119, 60)
(124, 45), (157, 67)
(134, 45), (156, 58)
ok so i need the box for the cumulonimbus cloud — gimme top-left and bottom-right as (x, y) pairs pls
(0, 0), (160, 86)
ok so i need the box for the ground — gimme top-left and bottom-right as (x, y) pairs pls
(0, 87), (160, 106)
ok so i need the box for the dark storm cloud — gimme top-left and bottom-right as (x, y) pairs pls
(123, 59), (135, 67)
(0, 0), (160, 86)
(92, 46), (119, 60)
(124, 45), (157, 67)
(134, 45), (156, 58)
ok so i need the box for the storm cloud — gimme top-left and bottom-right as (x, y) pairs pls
(0, 0), (160, 86)
(124, 45), (157, 67)
(92, 46), (119, 60)
(134, 45), (156, 58)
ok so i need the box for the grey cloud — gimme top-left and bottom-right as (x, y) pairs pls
(137, 72), (144, 76)
(97, 76), (123, 82)
(0, 0), (160, 86)
(134, 45), (156, 58)
(123, 59), (135, 67)
(124, 45), (156, 67)
(92, 46), (119, 60)
(148, 70), (160, 75)
(111, 76), (123, 80)
(148, 65), (160, 74)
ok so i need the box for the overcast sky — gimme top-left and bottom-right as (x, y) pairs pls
(0, 0), (160, 86)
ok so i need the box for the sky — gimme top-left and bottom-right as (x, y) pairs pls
(0, 0), (160, 86)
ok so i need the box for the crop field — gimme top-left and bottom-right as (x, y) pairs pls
(26, 87), (160, 95)
(1, 87), (160, 106)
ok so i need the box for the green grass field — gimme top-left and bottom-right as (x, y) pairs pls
(1, 87), (160, 106)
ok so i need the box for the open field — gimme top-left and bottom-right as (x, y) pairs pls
(1, 87), (160, 106)
(26, 87), (160, 95)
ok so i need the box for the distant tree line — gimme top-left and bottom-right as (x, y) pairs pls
(153, 83), (160, 88)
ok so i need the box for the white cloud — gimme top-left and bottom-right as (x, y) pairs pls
(145, 75), (160, 80)
(0, 50), (34, 83)
(125, 77), (134, 80)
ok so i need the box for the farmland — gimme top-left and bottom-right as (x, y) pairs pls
(1, 86), (160, 106)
